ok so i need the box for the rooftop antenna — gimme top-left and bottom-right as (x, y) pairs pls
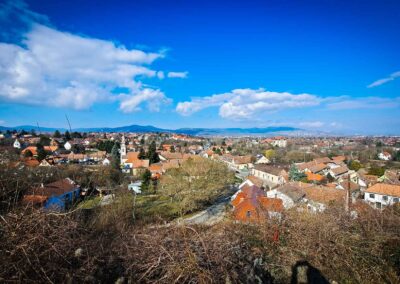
(65, 114), (72, 132)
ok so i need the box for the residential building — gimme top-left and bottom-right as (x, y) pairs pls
(364, 183), (400, 209)
(23, 178), (80, 212)
(231, 184), (283, 222)
(378, 152), (391, 161)
(251, 164), (288, 189)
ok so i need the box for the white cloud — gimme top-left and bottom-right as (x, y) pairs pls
(327, 96), (400, 110)
(0, 24), (172, 112)
(119, 88), (171, 113)
(176, 88), (320, 120)
(367, 71), (400, 88)
(167, 71), (188, 78)
(0, 1), (186, 113)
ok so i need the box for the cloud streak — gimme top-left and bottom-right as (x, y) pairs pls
(367, 71), (400, 88)
(167, 71), (188, 78)
(327, 96), (400, 110)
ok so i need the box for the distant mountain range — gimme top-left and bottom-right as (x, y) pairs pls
(0, 124), (301, 136)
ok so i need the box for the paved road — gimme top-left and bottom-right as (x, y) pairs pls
(179, 185), (238, 225)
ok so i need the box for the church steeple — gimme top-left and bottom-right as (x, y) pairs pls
(120, 135), (127, 163)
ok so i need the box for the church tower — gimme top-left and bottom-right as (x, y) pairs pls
(120, 135), (127, 163)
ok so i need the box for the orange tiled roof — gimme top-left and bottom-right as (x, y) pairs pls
(303, 186), (345, 205)
(365, 183), (400, 197)
(149, 163), (163, 173)
(232, 185), (283, 222)
(24, 158), (40, 167)
(22, 146), (38, 155)
(306, 172), (324, 182)
(125, 152), (140, 163)
(44, 146), (58, 152)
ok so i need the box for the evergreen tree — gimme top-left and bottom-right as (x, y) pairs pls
(53, 130), (61, 138)
(138, 147), (146, 159)
(39, 135), (51, 146)
(289, 164), (306, 181)
(65, 131), (71, 141)
(141, 169), (152, 191)
(36, 143), (47, 161)
(111, 144), (120, 170)
(170, 145), (175, 153)
(147, 141), (160, 164)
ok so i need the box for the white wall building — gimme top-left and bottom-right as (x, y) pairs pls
(364, 183), (400, 209)
(13, 139), (21, 149)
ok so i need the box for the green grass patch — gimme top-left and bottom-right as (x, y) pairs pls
(134, 194), (183, 222)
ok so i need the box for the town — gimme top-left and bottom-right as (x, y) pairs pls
(1, 127), (399, 282)
(1, 0), (400, 282)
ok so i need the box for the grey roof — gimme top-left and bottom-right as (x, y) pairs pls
(276, 183), (306, 202)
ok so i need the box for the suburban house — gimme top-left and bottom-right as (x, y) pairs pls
(219, 154), (253, 171)
(21, 145), (59, 157)
(102, 158), (111, 166)
(270, 138), (287, 148)
(23, 158), (40, 167)
(378, 152), (392, 161)
(364, 183), (400, 209)
(251, 164), (288, 189)
(22, 178), (80, 212)
(231, 184), (283, 222)
(255, 155), (270, 164)
(64, 141), (72, 151)
(306, 172), (325, 183)
(328, 165), (350, 179)
(266, 182), (308, 209)
(121, 152), (150, 175)
(13, 139), (21, 149)
(380, 170), (400, 185)
(39, 158), (55, 167)
(302, 185), (346, 212)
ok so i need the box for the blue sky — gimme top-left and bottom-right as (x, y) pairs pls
(0, 0), (399, 134)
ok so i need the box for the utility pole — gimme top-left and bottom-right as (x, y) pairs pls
(345, 175), (350, 213)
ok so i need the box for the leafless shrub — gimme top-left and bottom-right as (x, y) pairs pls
(1, 200), (399, 283)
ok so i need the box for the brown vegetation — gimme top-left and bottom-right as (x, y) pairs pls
(1, 202), (399, 283)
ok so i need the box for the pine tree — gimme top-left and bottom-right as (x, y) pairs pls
(289, 164), (306, 181)
(111, 144), (120, 170)
(147, 141), (160, 164)
(138, 147), (146, 159)
(141, 169), (152, 192)
(53, 130), (61, 138)
(65, 131), (71, 141)
(36, 143), (47, 161)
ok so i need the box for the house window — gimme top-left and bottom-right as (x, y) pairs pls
(383, 196), (388, 201)
(394, 198), (399, 203)
(246, 211), (251, 218)
(369, 193), (375, 199)
(376, 202), (382, 209)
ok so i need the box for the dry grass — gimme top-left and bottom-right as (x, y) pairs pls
(1, 202), (399, 283)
